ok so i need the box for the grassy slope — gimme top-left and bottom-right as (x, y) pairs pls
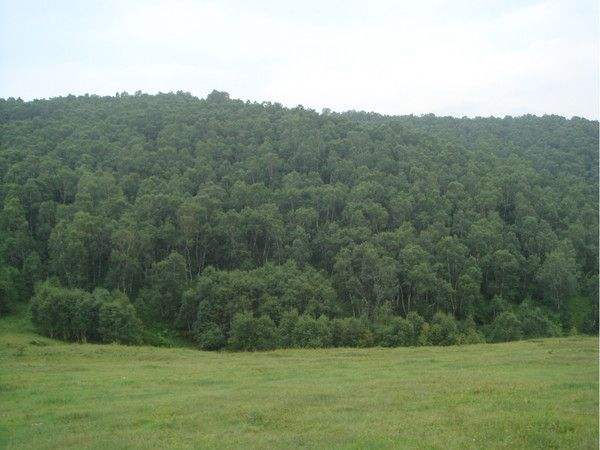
(0, 312), (597, 450)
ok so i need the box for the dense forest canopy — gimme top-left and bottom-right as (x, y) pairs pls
(0, 91), (597, 349)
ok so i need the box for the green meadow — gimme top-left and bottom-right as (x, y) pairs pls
(0, 313), (597, 450)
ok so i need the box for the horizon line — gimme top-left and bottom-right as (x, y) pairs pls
(1, 90), (598, 122)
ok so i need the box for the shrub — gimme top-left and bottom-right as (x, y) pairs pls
(77, 288), (110, 342)
(580, 302), (599, 335)
(456, 328), (485, 345)
(422, 312), (459, 346)
(97, 291), (142, 344)
(278, 309), (299, 348)
(196, 323), (226, 350)
(456, 316), (485, 345)
(376, 316), (414, 347)
(31, 281), (92, 341)
(563, 295), (597, 334)
(31, 280), (141, 344)
(517, 303), (561, 338)
(331, 317), (373, 347)
(579, 275), (599, 334)
(489, 311), (522, 342)
(228, 312), (278, 351)
(0, 265), (21, 316)
(176, 288), (200, 334)
(417, 322), (431, 346)
(406, 311), (426, 345)
(292, 314), (332, 348)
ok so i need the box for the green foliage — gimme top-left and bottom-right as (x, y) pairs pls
(138, 251), (187, 323)
(420, 312), (460, 346)
(196, 323), (226, 350)
(489, 311), (523, 343)
(376, 316), (414, 347)
(331, 317), (374, 347)
(456, 328), (485, 345)
(291, 314), (332, 348)
(456, 316), (485, 345)
(0, 92), (597, 348)
(180, 262), (336, 345)
(30, 281), (93, 341)
(516, 302), (561, 339)
(536, 241), (578, 311)
(98, 291), (142, 344)
(228, 313), (279, 351)
(48, 212), (111, 290)
(333, 243), (396, 317)
(30, 281), (141, 344)
(485, 303), (561, 343)
(406, 311), (426, 345)
(0, 265), (21, 316)
(278, 309), (300, 348)
(0, 196), (33, 267)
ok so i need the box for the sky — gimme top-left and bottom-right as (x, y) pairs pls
(0, 0), (598, 118)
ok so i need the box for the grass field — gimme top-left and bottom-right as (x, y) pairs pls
(0, 312), (597, 449)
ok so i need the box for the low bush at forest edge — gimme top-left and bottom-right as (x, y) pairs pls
(30, 276), (565, 351)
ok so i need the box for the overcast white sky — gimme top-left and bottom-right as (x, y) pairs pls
(0, 0), (598, 118)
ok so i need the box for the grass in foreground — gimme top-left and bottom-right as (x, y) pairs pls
(0, 312), (597, 449)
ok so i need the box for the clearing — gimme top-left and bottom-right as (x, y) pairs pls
(0, 313), (597, 449)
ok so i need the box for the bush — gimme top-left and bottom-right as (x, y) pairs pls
(456, 316), (485, 345)
(489, 311), (522, 342)
(331, 317), (373, 347)
(31, 280), (141, 344)
(31, 281), (92, 341)
(376, 316), (414, 347)
(580, 302), (599, 335)
(78, 288), (111, 341)
(563, 295), (597, 334)
(406, 311), (426, 345)
(422, 312), (459, 346)
(417, 322), (431, 346)
(517, 303), (561, 338)
(196, 323), (226, 350)
(456, 328), (485, 345)
(0, 265), (21, 316)
(98, 291), (142, 344)
(292, 314), (332, 348)
(228, 312), (278, 351)
(278, 309), (299, 348)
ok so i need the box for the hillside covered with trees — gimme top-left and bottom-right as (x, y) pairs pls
(0, 91), (597, 350)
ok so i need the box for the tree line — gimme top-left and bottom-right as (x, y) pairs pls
(0, 90), (597, 349)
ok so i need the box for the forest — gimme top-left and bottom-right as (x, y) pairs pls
(0, 90), (597, 350)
